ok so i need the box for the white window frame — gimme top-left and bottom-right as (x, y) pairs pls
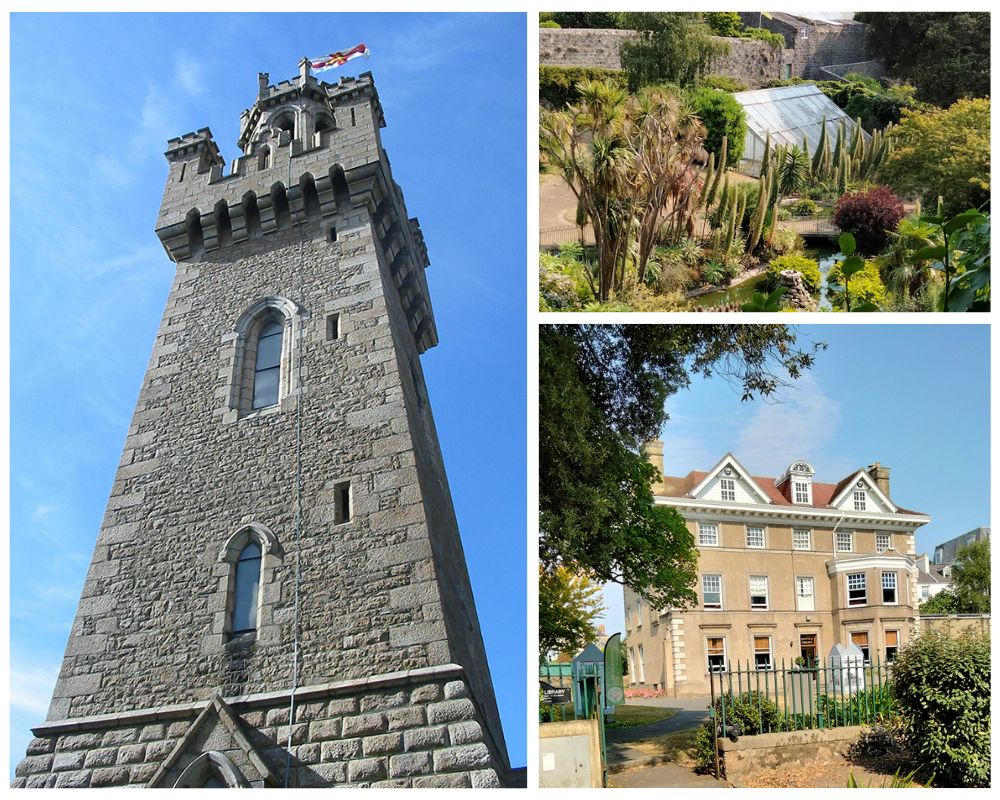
(720, 477), (736, 502)
(876, 532), (891, 552)
(753, 635), (773, 671)
(637, 644), (646, 683)
(881, 572), (898, 605)
(745, 525), (765, 549)
(920, 584), (930, 601)
(636, 597), (644, 628)
(793, 480), (811, 504)
(853, 489), (867, 511)
(836, 530), (854, 553)
(795, 575), (815, 611)
(851, 631), (871, 665)
(702, 574), (723, 610)
(628, 647), (637, 683)
(748, 575), (769, 611)
(847, 572), (867, 606)
(698, 523), (719, 547)
(706, 636), (727, 673)
(793, 528), (812, 551)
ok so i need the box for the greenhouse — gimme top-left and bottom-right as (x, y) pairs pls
(733, 84), (866, 176)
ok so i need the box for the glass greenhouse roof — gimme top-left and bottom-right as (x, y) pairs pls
(733, 84), (864, 153)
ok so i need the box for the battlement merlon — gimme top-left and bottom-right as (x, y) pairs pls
(164, 127), (225, 171)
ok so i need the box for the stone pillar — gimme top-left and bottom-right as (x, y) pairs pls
(778, 270), (817, 311)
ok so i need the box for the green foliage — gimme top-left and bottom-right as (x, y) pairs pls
(619, 12), (730, 90)
(829, 257), (886, 310)
(693, 722), (718, 774)
(539, 326), (820, 607)
(908, 208), (991, 312)
(539, 247), (595, 310)
(539, 566), (606, 657)
(738, 27), (785, 48)
(544, 12), (623, 29)
(741, 287), (786, 312)
(880, 99), (990, 217)
(704, 12), (742, 37)
(891, 631), (991, 787)
(816, 685), (895, 726)
(539, 65), (628, 109)
(856, 12), (989, 106)
(700, 74), (746, 93)
(821, 76), (931, 130)
(846, 768), (922, 788)
(539, 20), (560, 29)
(918, 590), (958, 614)
(687, 88), (746, 169)
(765, 254), (822, 292)
(788, 198), (821, 218)
(949, 539), (990, 613)
(847, 720), (910, 762)
(716, 691), (786, 735)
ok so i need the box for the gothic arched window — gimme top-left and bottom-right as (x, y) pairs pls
(232, 541), (262, 634)
(252, 319), (283, 409)
(223, 297), (299, 421)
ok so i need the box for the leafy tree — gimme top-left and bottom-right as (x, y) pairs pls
(950, 539), (990, 613)
(919, 589), (958, 614)
(619, 12), (729, 91)
(856, 12), (989, 106)
(539, 325), (821, 609)
(539, 565), (606, 657)
(687, 87), (747, 169)
(539, 65), (627, 109)
(540, 81), (707, 299)
(880, 99), (990, 218)
(704, 12), (742, 37)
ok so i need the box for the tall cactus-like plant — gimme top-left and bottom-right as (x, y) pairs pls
(747, 171), (770, 254)
(699, 152), (716, 206)
(812, 117), (829, 176)
(849, 117), (863, 160)
(759, 131), (771, 178)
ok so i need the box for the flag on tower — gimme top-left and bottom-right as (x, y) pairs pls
(309, 43), (370, 72)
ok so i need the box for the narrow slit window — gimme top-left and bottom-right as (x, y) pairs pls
(326, 313), (340, 341)
(328, 225), (338, 242)
(232, 541), (261, 635)
(252, 320), (283, 409)
(335, 481), (352, 524)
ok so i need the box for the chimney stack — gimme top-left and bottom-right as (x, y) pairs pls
(867, 462), (891, 497)
(641, 439), (665, 494)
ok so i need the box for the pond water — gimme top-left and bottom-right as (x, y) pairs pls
(693, 242), (840, 310)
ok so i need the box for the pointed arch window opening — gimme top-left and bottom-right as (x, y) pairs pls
(252, 319), (283, 409)
(232, 541), (262, 635)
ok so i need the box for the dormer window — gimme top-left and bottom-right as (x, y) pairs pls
(783, 460), (814, 505)
(720, 478), (736, 502)
(793, 481), (811, 504)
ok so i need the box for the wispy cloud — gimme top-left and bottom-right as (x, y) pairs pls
(10, 664), (59, 718)
(174, 53), (205, 96)
(379, 15), (486, 74)
(737, 372), (841, 475)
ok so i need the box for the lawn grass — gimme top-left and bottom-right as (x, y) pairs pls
(605, 705), (679, 729)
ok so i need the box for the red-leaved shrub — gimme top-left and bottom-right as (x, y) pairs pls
(832, 185), (906, 254)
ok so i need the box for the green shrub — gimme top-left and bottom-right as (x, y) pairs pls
(705, 12), (742, 37)
(765, 253), (822, 292)
(687, 87), (747, 168)
(891, 631), (990, 787)
(693, 722), (718, 774)
(546, 12), (623, 29)
(715, 690), (786, 736)
(789, 198), (821, 218)
(828, 258), (887, 309)
(539, 65), (628, 108)
(701, 74), (747, 93)
(848, 720), (910, 761)
(539, 20), (560, 29)
(739, 27), (786, 48)
(539, 249), (594, 310)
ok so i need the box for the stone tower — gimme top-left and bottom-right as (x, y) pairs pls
(14, 62), (515, 789)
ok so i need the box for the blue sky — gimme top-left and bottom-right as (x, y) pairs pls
(9, 12), (527, 772)
(599, 324), (991, 633)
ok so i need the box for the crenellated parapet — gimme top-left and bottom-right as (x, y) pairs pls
(154, 66), (436, 353)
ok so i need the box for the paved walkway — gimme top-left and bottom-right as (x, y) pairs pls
(609, 761), (729, 788)
(605, 697), (712, 767)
